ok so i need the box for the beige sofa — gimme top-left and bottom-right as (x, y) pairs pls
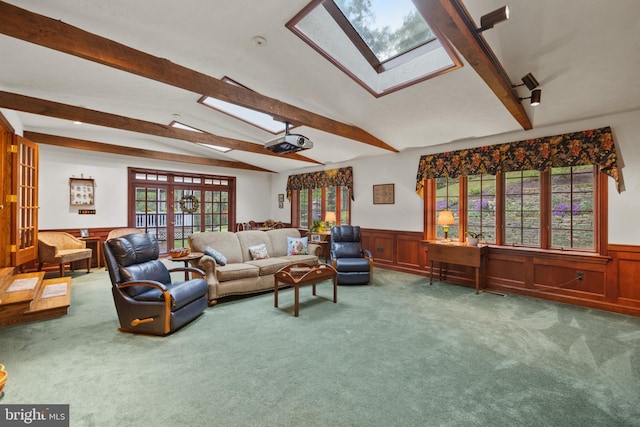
(188, 228), (320, 304)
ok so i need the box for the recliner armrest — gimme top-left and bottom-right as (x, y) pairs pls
(118, 280), (169, 293)
(168, 266), (206, 279)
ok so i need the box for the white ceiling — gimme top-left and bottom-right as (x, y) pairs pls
(1, 0), (639, 173)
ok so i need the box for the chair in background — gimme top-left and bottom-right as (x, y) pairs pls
(330, 225), (373, 285)
(38, 232), (93, 277)
(103, 233), (208, 335)
(106, 227), (144, 241)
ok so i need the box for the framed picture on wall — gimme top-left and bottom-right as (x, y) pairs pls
(70, 178), (95, 206)
(373, 183), (394, 204)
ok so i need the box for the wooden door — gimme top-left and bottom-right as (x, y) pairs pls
(12, 135), (39, 266)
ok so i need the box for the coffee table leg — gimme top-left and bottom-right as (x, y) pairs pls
(294, 284), (299, 317)
(333, 275), (337, 303)
(274, 278), (278, 308)
(312, 284), (316, 296)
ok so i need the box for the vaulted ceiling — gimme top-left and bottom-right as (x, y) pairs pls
(1, 0), (639, 173)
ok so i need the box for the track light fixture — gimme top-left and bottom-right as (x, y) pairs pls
(519, 89), (542, 106)
(477, 6), (509, 32)
(520, 73), (539, 91)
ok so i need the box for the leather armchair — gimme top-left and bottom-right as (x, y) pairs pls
(38, 232), (92, 277)
(103, 233), (208, 335)
(330, 225), (373, 285)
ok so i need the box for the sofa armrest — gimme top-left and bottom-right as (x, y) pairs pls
(197, 255), (220, 285)
(308, 243), (322, 257)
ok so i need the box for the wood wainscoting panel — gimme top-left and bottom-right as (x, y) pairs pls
(619, 259), (640, 301)
(372, 235), (394, 263)
(360, 229), (425, 274)
(396, 234), (424, 270)
(609, 245), (640, 308)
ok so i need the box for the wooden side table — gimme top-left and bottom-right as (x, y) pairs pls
(424, 242), (488, 294)
(168, 251), (204, 280)
(79, 237), (102, 269)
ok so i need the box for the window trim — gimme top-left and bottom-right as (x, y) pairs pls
(291, 186), (350, 229)
(423, 169), (608, 256)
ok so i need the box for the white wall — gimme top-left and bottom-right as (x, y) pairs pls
(37, 145), (272, 230)
(270, 109), (640, 244)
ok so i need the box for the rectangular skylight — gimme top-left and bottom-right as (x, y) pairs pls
(169, 121), (232, 152)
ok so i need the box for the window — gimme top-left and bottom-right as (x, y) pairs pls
(426, 166), (601, 252)
(287, 0), (461, 96)
(293, 187), (350, 228)
(551, 165), (595, 250)
(505, 171), (541, 246)
(129, 168), (235, 253)
(467, 174), (497, 242)
(435, 177), (459, 240)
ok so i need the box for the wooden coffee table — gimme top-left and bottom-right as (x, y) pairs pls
(274, 263), (338, 317)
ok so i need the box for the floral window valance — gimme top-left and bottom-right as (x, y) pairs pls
(415, 126), (622, 197)
(287, 167), (354, 201)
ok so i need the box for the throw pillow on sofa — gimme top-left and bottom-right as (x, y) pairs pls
(249, 243), (269, 260)
(204, 246), (227, 266)
(287, 236), (308, 255)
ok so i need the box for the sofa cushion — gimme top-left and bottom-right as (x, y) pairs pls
(237, 231), (274, 262)
(266, 228), (302, 257)
(245, 258), (292, 276)
(188, 232), (244, 264)
(282, 254), (320, 265)
(204, 246), (227, 266)
(248, 243), (269, 260)
(287, 236), (308, 255)
(215, 263), (260, 281)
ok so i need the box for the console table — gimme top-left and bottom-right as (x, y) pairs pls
(423, 242), (488, 294)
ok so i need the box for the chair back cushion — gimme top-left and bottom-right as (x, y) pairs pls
(331, 225), (363, 258)
(105, 233), (171, 297)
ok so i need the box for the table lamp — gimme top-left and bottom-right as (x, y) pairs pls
(324, 211), (336, 229)
(437, 210), (455, 241)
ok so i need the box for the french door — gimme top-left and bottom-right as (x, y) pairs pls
(129, 168), (235, 254)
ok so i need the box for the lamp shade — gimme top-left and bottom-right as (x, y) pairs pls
(324, 211), (336, 223)
(437, 210), (455, 226)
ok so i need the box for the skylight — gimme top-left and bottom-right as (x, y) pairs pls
(169, 121), (232, 153)
(198, 78), (287, 134)
(287, 0), (461, 96)
(333, 0), (436, 63)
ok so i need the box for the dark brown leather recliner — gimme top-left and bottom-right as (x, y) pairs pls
(330, 225), (373, 285)
(103, 233), (208, 335)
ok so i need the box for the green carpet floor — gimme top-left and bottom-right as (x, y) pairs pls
(1, 267), (639, 426)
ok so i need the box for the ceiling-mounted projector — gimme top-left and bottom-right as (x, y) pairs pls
(265, 122), (313, 154)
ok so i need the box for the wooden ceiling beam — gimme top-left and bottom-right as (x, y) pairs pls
(0, 1), (397, 153)
(24, 132), (273, 172)
(0, 91), (321, 165)
(413, 0), (533, 130)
